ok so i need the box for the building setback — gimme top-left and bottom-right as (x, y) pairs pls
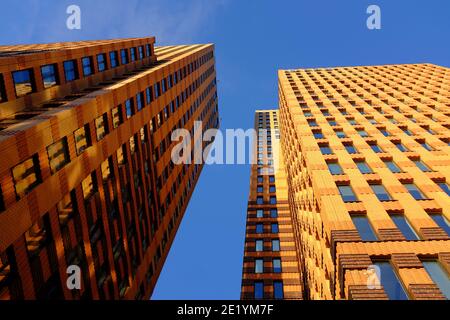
(0, 37), (219, 299)
(243, 63), (450, 300)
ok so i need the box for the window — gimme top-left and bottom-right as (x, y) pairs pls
(320, 146), (333, 155)
(358, 130), (369, 137)
(109, 51), (118, 68)
(101, 158), (111, 181)
(256, 209), (263, 218)
(338, 185), (358, 202)
(12, 69), (35, 97)
(74, 124), (91, 155)
(370, 144), (383, 153)
(422, 261), (450, 299)
(270, 209), (278, 218)
(269, 185), (276, 193)
(345, 145), (358, 154)
(313, 132), (324, 139)
(272, 239), (280, 252)
(256, 224), (263, 234)
(82, 173), (97, 200)
(403, 183), (427, 200)
(255, 240), (264, 252)
(273, 259), (282, 273)
(352, 215), (377, 241)
(255, 259), (263, 274)
(0, 73), (7, 102)
(125, 98), (134, 118)
(269, 176), (275, 183)
(414, 160), (432, 172)
(384, 161), (402, 173)
(146, 87), (153, 104)
(271, 223), (279, 233)
(356, 161), (373, 174)
(308, 120), (318, 127)
(138, 46), (144, 59)
(12, 155), (41, 199)
(256, 196), (263, 205)
(130, 47), (136, 62)
(120, 49), (128, 64)
(129, 136), (136, 154)
(328, 162), (343, 175)
(95, 114), (108, 141)
(429, 214), (450, 235)
(97, 54), (107, 72)
(117, 146), (126, 165)
(81, 57), (93, 77)
(395, 142), (408, 152)
(391, 215), (418, 240)
(257, 176), (263, 183)
(273, 282), (284, 299)
(136, 92), (144, 111)
(374, 262), (408, 300)
(421, 142), (434, 151)
(269, 196), (276, 204)
(335, 130), (346, 138)
(40, 64), (58, 88)
(437, 182), (450, 196)
(63, 60), (78, 82)
(111, 105), (123, 128)
(254, 282), (264, 299)
(47, 138), (70, 174)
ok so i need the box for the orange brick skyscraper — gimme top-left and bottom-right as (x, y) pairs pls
(0, 37), (219, 299)
(243, 63), (450, 300)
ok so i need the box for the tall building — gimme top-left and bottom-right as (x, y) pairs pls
(243, 63), (450, 300)
(241, 109), (303, 300)
(0, 37), (219, 300)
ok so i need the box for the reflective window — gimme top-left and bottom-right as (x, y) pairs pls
(74, 124), (91, 155)
(81, 57), (93, 77)
(254, 282), (264, 299)
(395, 142), (408, 152)
(272, 239), (280, 252)
(391, 215), (418, 240)
(352, 215), (377, 241)
(430, 214), (450, 236)
(320, 146), (333, 155)
(370, 144), (383, 153)
(273, 259), (282, 273)
(328, 162), (343, 175)
(125, 98), (134, 118)
(385, 161), (402, 173)
(422, 261), (450, 299)
(255, 240), (263, 252)
(41, 64), (58, 88)
(414, 160), (432, 172)
(109, 51), (118, 68)
(130, 47), (136, 62)
(356, 161), (373, 174)
(12, 155), (41, 199)
(255, 259), (263, 274)
(271, 223), (279, 233)
(345, 145), (358, 154)
(12, 69), (35, 97)
(273, 281), (284, 299)
(256, 224), (263, 234)
(0, 73), (6, 102)
(403, 183), (426, 200)
(374, 261), (408, 300)
(95, 113), (108, 141)
(47, 138), (70, 174)
(120, 49), (128, 64)
(97, 54), (107, 72)
(370, 184), (392, 201)
(111, 105), (123, 128)
(63, 60), (78, 82)
(256, 209), (263, 218)
(270, 209), (278, 218)
(437, 182), (450, 196)
(338, 185), (358, 202)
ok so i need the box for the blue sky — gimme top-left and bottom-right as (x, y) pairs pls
(1, 0), (449, 300)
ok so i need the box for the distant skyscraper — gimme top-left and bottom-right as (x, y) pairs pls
(243, 63), (450, 300)
(0, 37), (219, 299)
(240, 109), (303, 300)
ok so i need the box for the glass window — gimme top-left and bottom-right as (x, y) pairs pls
(130, 47), (136, 62)
(421, 142), (434, 151)
(336, 130), (346, 138)
(63, 60), (78, 82)
(380, 129), (390, 137)
(430, 214), (450, 236)
(270, 196), (277, 204)
(269, 185), (276, 193)
(129, 136), (136, 154)
(255, 240), (263, 252)
(117, 146), (126, 165)
(81, 57), (93, 77)
(82, 173), (97, 200)
(257, 176), (263, 183)
(146, 87), (153, 104)
(313, 132), (324, 139)
(385, 161), (402, 173)
(145, 44), (151, 57)
(437, 182), (450, 196)
(308, 120), (318, 127)
(338, 185), (358, 202)
(374, 261), (408, 300)
(109, 51), (118, 68)
(254, 282), (264, 299)
(97, 54), (107, 72)
(273, 281), (284, 299)
(125, 98), (133, 118)
(255, 259), (263, 274)
(256, 196), (263, 205)
(395, 142), (408, 152)
(269, 176), (275, 183)
(40, 64), (58, 88)
(370, 184), (392, 201)
(422, 261), (450, 299)
(358, 130), (369, 137)
(391, 215), (418, 240)
(270, 209), (278, 218)
(403, 183), (426, 200)
(345, 145), (358, 154)
(95, 114), (108, 141)
(136, 92), (144, 111)
(414, 160), (432, 172)
(273, 259), (282, 273)
(256, 224), (263, 234)
(271, 223), (279, 233)
(0, 73), (7, 102)
(47, 138), (70, 174)
(12, 155), (41, 199)
(371, 144), (383, 153)
(111, 105), (123, 128)
(12, 69), (35, 97)
(138, 46), (144, 59)
(74, 124), (91, 155)
(320, 146), (333, 155)
(352, 215), (377, 241)
(328, 162), (343, 175)
(272, 239), (280, 252)
(101, 158), (111, 181)
(120, 49), (128, 64)
(356, 161), (373, 174)
(256, 209), (263, 218)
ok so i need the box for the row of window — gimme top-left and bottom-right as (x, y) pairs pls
(2, 44), (153, 99)
(254, 281), (284, 299)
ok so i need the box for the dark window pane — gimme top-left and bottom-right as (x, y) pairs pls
(63, 60), (78, 82)
(370, 184), (392, 201)
(391, 215), (418, 240)
(41, 64), (58, 88)
(374, 262), (408, 300)
(273, 281), (284, 299)
(352, 215), (377, 241)
(97, 54), (107, 72)
(254, 282), (264, 299)
(430, 214), (450, 236)
(81, 57), (93, 77)
(422, 261), (450, 299)
(338, 185), (358, 202)
(12, 69), (35, 97)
